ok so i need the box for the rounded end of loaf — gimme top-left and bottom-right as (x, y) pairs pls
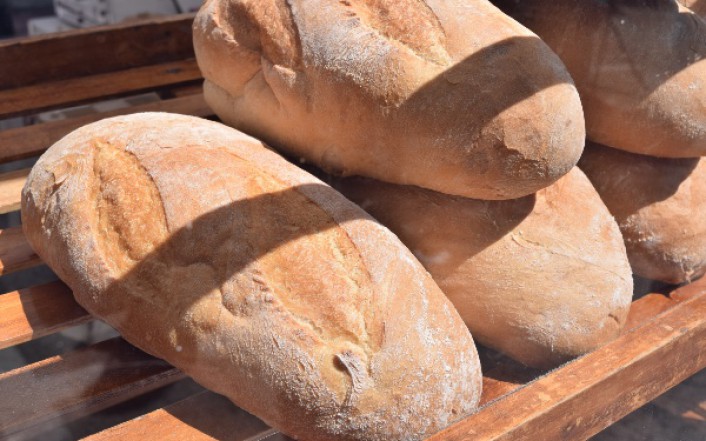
(336, 168), (632, 370)
(498, 0), (706, 158)
(194, 0), (585, 200)
(580, 142), (706, 284)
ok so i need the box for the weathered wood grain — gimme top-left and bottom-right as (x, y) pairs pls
(0, 15), (195, 90)
(0, 93), (210, 164)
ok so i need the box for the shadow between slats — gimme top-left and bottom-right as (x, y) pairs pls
(0, 337), (184, 440)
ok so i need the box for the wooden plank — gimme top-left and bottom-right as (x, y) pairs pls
(0, 15), (195, 90)
(0, 227), (40, 275)
(0, 337), (184, 439)
(0, 168), (30, 214)
(0, 281), (90, 350)
(85, 391), (291, 441)
(477, 347), (543, 406)
(670, 278), (706, 302)
(0, 59), (202, 119)
(622, 294), (676, 334)
(0, 94), (211, 164)
(479, 366), (541, 407)
(428, 287), (706, 441)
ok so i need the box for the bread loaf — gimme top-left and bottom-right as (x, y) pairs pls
(193, 0), (585, 200)
(579, 142), (706, 284)
(494, 0), (706, 157)
(21, 113), (482, 441)
(336, 168), (633, 369)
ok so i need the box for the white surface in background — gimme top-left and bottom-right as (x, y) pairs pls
(53, 0), (201, 27)
(27, 16), (76, 35)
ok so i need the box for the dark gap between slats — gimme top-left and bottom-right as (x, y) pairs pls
(26, 379), (204, 441)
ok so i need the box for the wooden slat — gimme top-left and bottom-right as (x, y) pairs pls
(0, 94), (211, 164)
(0, 337), (183, 439)
(0, 281), (90, 350)
(0, 15), (195, 90)
(0, 168), (30, 215)
(85, 391), (290, 441)
(622, 293), (677, 333)
(479, 362), (542, 407)
(0, 59), (202, 119)
(428, 287), (706, 441)
(0, 227), (40, 275)
(670, 279), (706, 302)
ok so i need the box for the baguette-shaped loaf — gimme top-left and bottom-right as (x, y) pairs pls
(21, 113), (482, 441)
(193, 0), (585, 200)
(495, 0), (706, 157)
(337, 168), (633, 369)
(579, 142), (706, 284)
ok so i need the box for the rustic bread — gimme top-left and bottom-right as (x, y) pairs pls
(192, 0), (585, 200)
(21, 113), (482, 441)
(494, 0), (706, 157)
(336, 168), (633, 369)
(579, 142), (706, 284)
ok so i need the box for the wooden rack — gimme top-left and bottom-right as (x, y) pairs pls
(0, 14), (704, 441)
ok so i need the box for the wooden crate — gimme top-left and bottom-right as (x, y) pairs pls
(0, 14), (704, 441)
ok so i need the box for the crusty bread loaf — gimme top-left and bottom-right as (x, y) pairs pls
(336, 168), (633, 369)
(494, 0), (706, 157)
(193, 0), (585, 200)
(579, 142), (706, 284)
(21, 113), (482, 441)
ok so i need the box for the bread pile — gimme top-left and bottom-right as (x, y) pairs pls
(193, 0), (633, 372)
(27, 0), (706, 439)
(337, 169), (632, 370)
(495, 0), (706, 284)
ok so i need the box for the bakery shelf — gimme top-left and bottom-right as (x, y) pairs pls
(0, 15), (704, 441)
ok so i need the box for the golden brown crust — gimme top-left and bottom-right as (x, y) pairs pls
(21, 113), (482, 441)
(579, 142), (706, 284)
(193, 0), (585, 200)
(496, 0), (706, 157)
(336, 168), (633, 369)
